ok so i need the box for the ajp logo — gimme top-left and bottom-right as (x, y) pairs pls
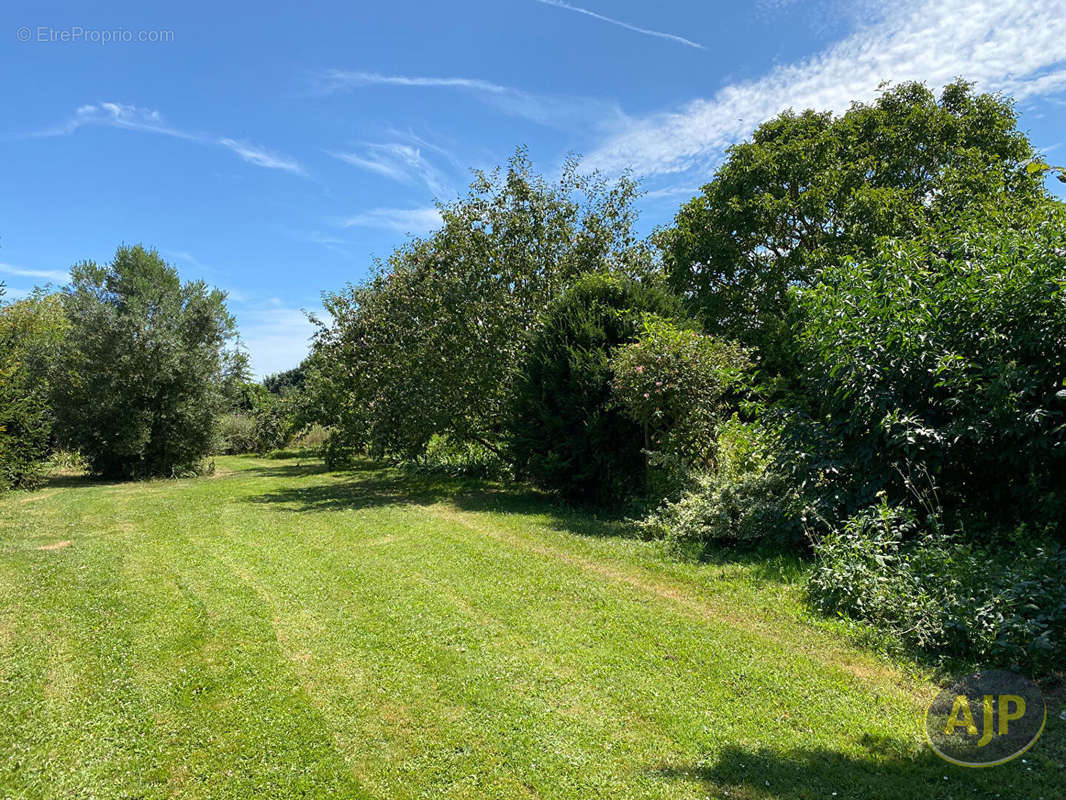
(925, 670), (1046, 767)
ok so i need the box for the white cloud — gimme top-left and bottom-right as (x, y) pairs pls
(315, 70), (627, 131)
(316, 70), (509, 95)
(162, 249), (209, 269)
(329, 141), (453, 197)
(283, 229), (355, 256)
(43, 103), (305, 175)
(531, 0), (705, 50)
(639, 184), (704, 201)
(301, 231), (350, 247)
(585, 0), (1066, 177)
(0, 262), (70, 284)
(219, 138), (305, 174)
(55, 102), (197, 139)
(341, 206), (443, 234)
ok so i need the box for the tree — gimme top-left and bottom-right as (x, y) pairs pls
(658, 80), (1046, 373)
(508, 273), (683, 505)
(308, 149), (655, 463)
(0, 291), (68, 489)
(53, 245), (246, 478)
(262, 365), (305, 396)
(791, 200), (1066, 539)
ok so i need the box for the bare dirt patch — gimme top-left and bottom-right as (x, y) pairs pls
(37, 540), (72, 551)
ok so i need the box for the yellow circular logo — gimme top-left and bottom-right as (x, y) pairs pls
(925, 669), (1046, 767)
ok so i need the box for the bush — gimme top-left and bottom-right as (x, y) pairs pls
(792, 202), (1066, 539)
(639, 418), (801, 553)
(611, 315), (751, 487)
(0, 293), (68, 490)
(509, 273), (683, 506)
(219, 402), (296, 456)
(291, 423), (329, 450)
(53, 246), (245, 479)
(219, 413), (258, 454)
(809, 501), (1066, 676)
(407, 434), (510, 479)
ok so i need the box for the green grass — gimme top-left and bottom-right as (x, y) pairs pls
(1, 455), (1062, 799)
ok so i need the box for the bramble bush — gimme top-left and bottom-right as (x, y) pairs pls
(638, 417), (802, 554)
(809, 500), (1066, 676)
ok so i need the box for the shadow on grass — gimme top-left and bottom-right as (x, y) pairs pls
(36, 472), (103, 490)
(242, 457), (640, 541)
(242, 460), (489, 513)
(235, 461), (333, 480)
(652, 741), (1051, 799)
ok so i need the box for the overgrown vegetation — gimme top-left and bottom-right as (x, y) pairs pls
(0, 292), (67, 489)
(6, 79), (1065, 678)
(808, 500), (1066, 676)
(792, 203), (1066, 539)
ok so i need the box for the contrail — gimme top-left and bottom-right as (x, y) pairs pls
(533, 0), (705, 50)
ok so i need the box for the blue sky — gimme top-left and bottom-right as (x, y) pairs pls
(3, 0), (1066, 376)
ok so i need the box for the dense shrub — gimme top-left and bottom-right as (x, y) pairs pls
(219, 413), (258, 454)
(291, 423), (329, 450)
(509, 273), (683, 505)
(611, 316), (751, 484)
(53, 245), (245, 479)
(809, 501), (1066, 676)
(792, 202), (1066, 539)
(0, 292), (68, 489)
(639, 418), (801, 552)
(252, 400), (291, 453)
(219, 400), (297, 455)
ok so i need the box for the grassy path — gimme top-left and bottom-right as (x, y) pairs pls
(1, 455), (1061, 798)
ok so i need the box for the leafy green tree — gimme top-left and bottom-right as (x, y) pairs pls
(0, 291), (68, 489)
(262, 365), (305, 396)
(509, 273), (683, 505)
(659, 80), (1045, 372)
(792, 201), (1066, 538)
(308, 149), (655, 463)
(232, 380), (270, 413)
(53, 245), (246, 478)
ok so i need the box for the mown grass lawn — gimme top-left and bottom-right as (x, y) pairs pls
(0, 455), (1061, 799)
